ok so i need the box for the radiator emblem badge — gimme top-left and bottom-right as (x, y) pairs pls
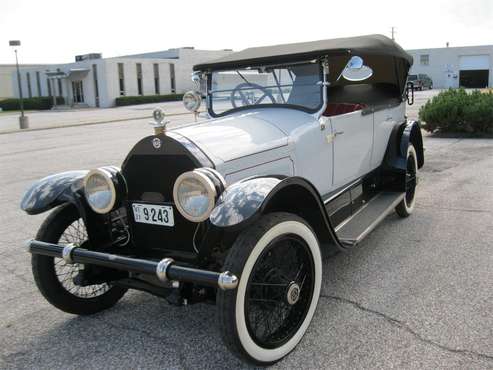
(152, 138), (162, 149)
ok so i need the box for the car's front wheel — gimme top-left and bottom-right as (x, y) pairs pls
(217, 212), (322, 365)
(32, 204), (127, 315)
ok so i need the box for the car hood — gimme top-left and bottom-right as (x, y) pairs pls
(174, 110), (291, 164)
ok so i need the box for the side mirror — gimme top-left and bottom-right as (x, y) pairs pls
(347, 56), (364, 69)
(338, 56), (373, 82)
(406, 82), (415, 105)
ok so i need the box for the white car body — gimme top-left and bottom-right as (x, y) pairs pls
(176, 102), (405, 196)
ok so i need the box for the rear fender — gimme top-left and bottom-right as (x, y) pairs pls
(381, 120), (424, 192)
(401, 120), (424, 168)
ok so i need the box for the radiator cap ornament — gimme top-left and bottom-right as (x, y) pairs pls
(149, 108), (169, 135)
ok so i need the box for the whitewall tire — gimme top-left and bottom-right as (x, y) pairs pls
(217, 212), (322, 365)
(395, 144), (418, 217)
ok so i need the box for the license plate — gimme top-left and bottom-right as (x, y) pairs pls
(132, 203), (174, 227)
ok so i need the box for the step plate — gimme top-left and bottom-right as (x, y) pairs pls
(336, 192), (405, 246)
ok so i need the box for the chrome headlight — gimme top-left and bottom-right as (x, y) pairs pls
(173, 169), (222, 222)
(83, 167), (124, 214)
(183, 90), (202, 112)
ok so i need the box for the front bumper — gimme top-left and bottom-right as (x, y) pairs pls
(26, 239), (238, 290)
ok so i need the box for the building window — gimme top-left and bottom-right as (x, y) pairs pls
(26, 72), (32, 98)
(93, 64), (100, 107)
(46, 78), (52, 96)
(153, 63), (160, 95)
(56, 68), (63, 97)
(36, 71), (42, 96)
(118, 63), (125, 96)
(169, 63), (176, 93)
(136, 63), (143, 95)
(420, 54), (429, 66)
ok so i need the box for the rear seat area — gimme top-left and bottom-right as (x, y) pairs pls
(323, 103), (368, 117)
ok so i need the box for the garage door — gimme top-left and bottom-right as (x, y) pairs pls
(459, 55), (490, 70)
(459, 55), (490, 88)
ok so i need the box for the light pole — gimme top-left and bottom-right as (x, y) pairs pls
(9, 40), (29, 129)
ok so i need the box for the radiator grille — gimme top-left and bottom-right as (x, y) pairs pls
(122, 153), (198, 254)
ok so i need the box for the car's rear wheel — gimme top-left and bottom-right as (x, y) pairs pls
(217, 212), (322, 365)
(32, 204), (127, 315)
(396, 145), (418, 217)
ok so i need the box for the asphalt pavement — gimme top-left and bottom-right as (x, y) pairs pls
(0, 109), (492, 369)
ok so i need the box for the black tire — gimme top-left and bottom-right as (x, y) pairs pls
(217, 212), (322, 365)
(32, 204), (127, 315)
(395, 145), (418, 218)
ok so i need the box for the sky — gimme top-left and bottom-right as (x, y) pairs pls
(0, 0), (492, 64)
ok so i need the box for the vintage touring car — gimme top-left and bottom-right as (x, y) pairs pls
(22, 34), (423, 365)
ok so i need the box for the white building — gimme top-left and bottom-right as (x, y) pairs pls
(407, 44), (493, 89)
(5, 48), (232, 108)
(0, 64), (50, 99)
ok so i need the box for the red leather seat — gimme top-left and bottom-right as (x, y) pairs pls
(323, 103), (367, 117)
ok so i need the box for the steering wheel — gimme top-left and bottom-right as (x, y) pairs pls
(230, 83), (276, 108)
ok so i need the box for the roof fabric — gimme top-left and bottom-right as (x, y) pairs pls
(194, 34), (413, 71)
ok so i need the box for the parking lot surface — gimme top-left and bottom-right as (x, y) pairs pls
(0, 100), (193, 133)
(0, 111), (492, 369)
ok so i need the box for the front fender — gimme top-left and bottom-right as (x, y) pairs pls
(209, 176), (345, 252)
(209, 176), (284, 228)
(20, 171), (88, 215)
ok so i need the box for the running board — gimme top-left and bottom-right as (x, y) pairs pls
(335, 192), (405, 247)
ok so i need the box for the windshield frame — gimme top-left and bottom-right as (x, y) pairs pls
(205, 61), (324, 118)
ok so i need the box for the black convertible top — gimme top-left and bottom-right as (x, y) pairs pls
(194, 34), (413, 71)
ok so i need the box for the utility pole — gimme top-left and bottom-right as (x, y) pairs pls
(9, 40), (29, 129)
(391, 27), (396, 41)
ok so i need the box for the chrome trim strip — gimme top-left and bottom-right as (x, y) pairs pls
(323, 178), (363, 205)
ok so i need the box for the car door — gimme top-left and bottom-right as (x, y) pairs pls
(292, 115), (334, 196)
(330, 110), (373, 189)
(371, 103), (405, 168)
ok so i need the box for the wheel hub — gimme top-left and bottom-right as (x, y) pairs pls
(286, 282), (301, 305)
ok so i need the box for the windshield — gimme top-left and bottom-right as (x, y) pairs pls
(408, 75), (418, 81)
(208, 63), (323, 116)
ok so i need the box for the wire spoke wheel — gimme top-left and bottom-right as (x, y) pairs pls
(55, 218), (110, 298)
(32, 204), (126, 315)
(217, 213), (322, 365)
(245, 235), (314, 348)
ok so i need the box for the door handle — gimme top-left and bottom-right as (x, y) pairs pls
(327, 130), (344, 143)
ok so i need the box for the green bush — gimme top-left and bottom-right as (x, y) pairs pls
(0, 96), (64, 111)
(419, 88), (493, 133)
(115, 94), (184, 106)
